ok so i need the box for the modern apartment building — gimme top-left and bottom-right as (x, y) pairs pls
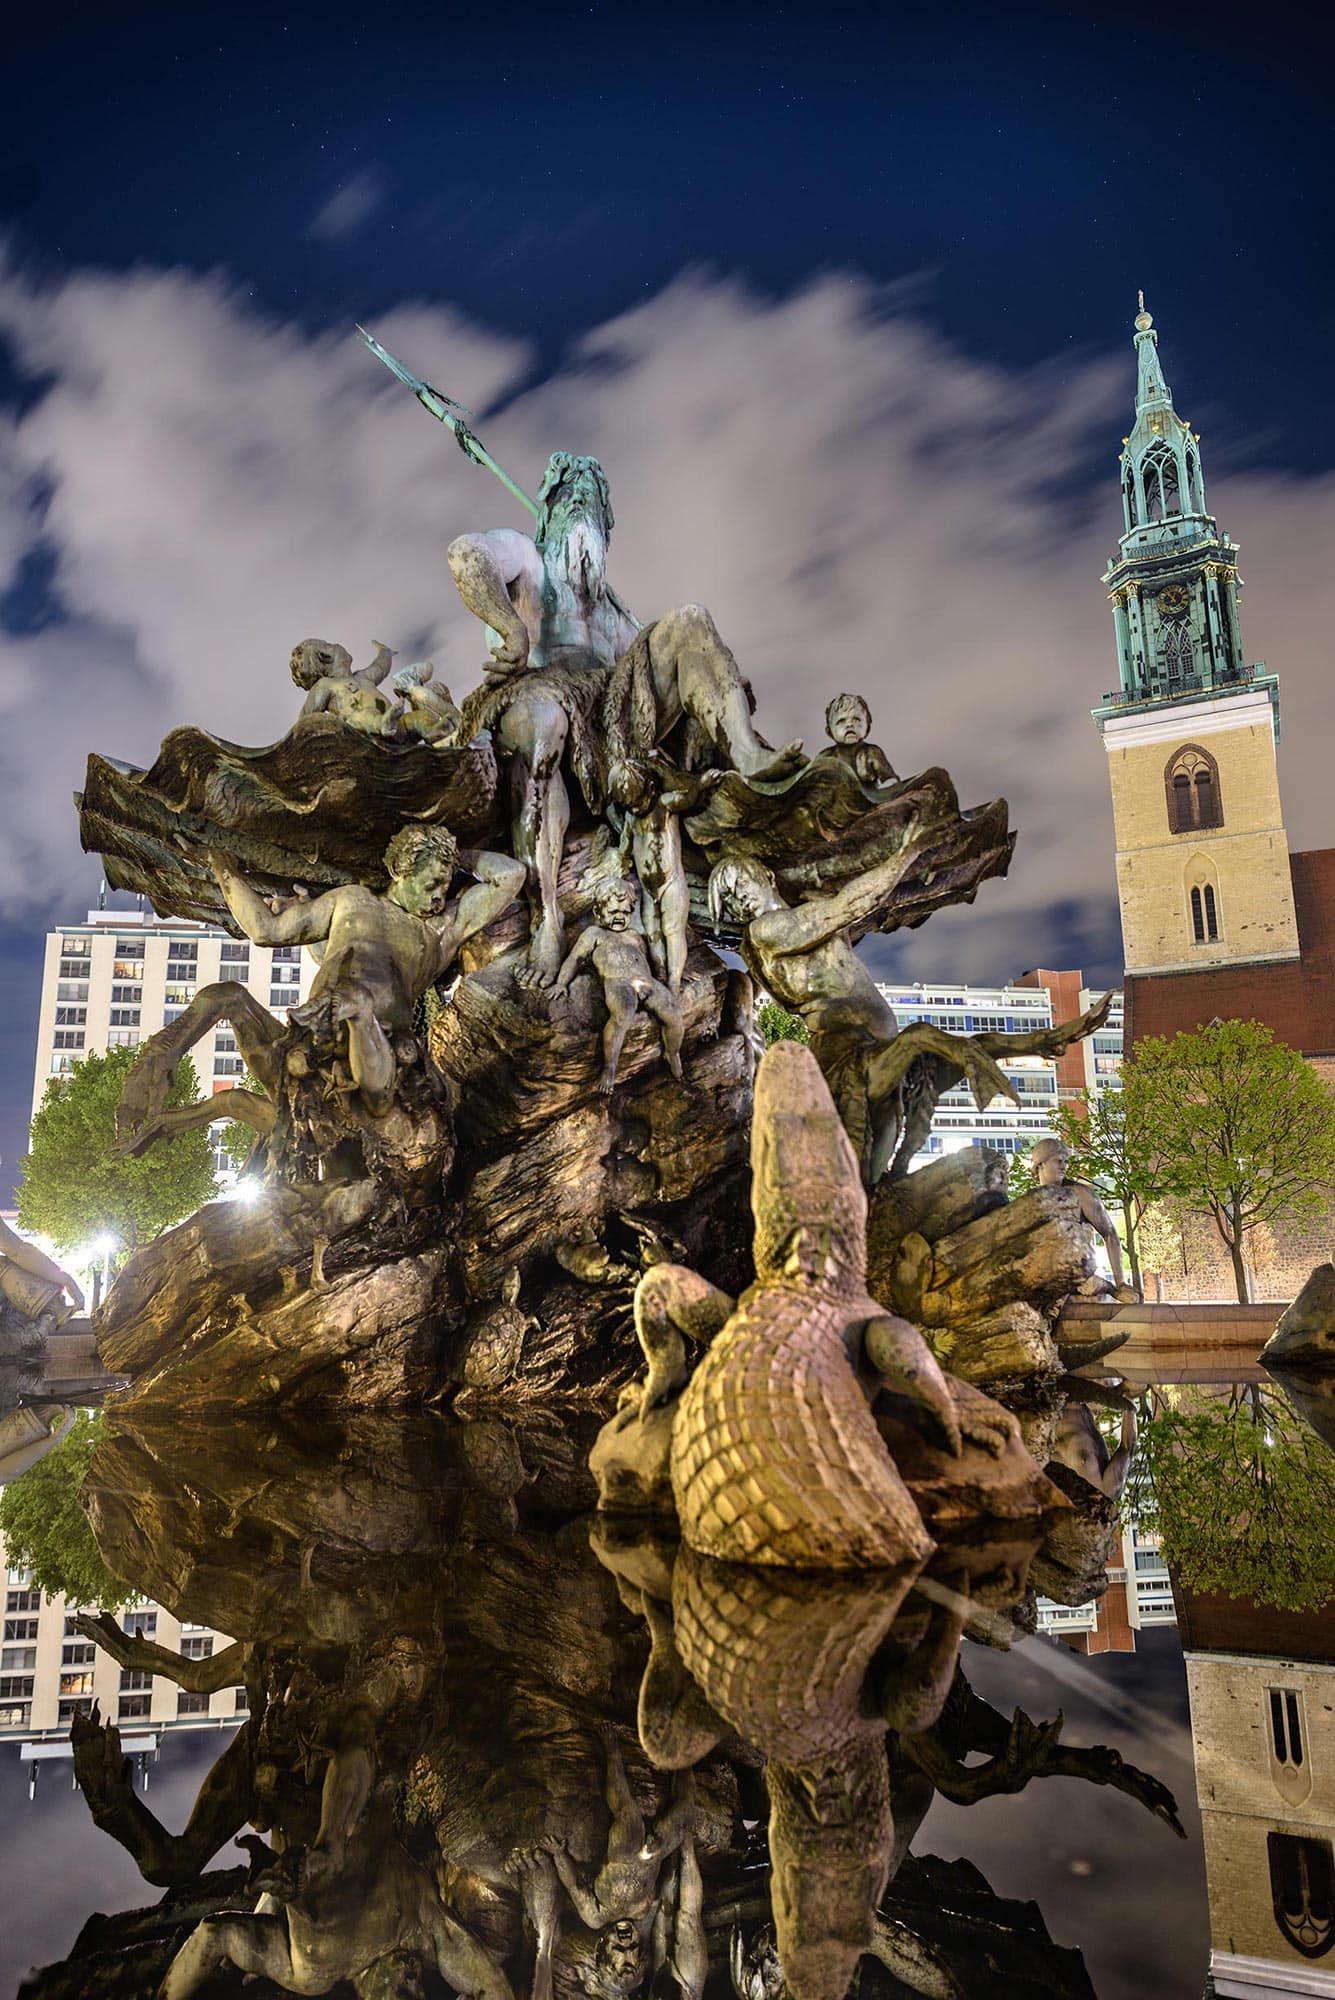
(878, 980), (1063, 1164)
(32, 905), (316, 1173)
(2, 1534), (240, 1793)
(1036, 1520), (1176, 1654)
(1080, 984), (1125, 1103)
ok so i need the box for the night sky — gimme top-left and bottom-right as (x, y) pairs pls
(1, 0), (1333, 1196)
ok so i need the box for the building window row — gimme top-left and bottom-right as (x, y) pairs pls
(52, 1030), (84, 1050)
(55, 1005), (86, 1026)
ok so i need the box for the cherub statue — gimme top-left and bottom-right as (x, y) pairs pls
(551, 878), (685, 1096)
(821, 692), (898, 789)
(1029, 1136), (1140, 1300)
(390, 659), (461, 745)
(291, 637), (399, 737)
(607, 757), (694, 995)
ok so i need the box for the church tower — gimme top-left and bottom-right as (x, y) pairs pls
(1094, 298), (1298, 977)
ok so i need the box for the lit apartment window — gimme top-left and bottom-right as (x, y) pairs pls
(59, 936), (91, 958)
(59, 1671), (95, 1697)
(0, 1701), (30, 1727)
(112, 959), (144, 982)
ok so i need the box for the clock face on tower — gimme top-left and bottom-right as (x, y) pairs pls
(1157, 584), (1191, 616)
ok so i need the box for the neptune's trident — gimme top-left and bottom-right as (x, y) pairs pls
(356, 324), (639, 630)
(356, 324), (541, 522)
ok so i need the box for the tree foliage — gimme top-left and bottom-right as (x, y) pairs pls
(1139, 1382), (1335, 1614)
(1123, 1020), (1335, 1302)
(757, 1000), (810, 1048)
(0, 1411), (133, 1610)
(17, 1044), (218, 1257)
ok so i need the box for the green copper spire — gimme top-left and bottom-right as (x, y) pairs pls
(1094, 297), (1276, 736)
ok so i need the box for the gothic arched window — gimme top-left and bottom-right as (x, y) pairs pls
(1269, 1833), (1334, 1958)
(1190, 887), (1205, 942)
(1165, 744), (1223, 833)
(1203, 883), (1219, 941)
(1143, 444), (1181, 521)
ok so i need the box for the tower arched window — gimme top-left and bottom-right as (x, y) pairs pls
(1143, 444), (1181, 521)
(1186, 862), (1222, 948)
(1165, 744), (1223, 833)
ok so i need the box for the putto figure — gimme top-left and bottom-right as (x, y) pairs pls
(822, 691), (898, 789)
(290, 638), (399, 736)
(550, 876), (685, 1096)
(447, 451), (801, 986)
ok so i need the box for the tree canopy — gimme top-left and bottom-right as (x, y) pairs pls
(18, 1044), (218, 1257)
(0, 1411), (133, 1610)
(1138, 1381), (1335, 1615)
(1123, 1020), (1335, 1303)
(757, 999), (809, 1048)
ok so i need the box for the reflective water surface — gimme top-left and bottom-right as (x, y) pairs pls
(3, 1362), (1334, 2000)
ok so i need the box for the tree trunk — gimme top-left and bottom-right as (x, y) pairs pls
(1123, 1203), (1142, 1294)
(1227, 1220), (1250, 1304)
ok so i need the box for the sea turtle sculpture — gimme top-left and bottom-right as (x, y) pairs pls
(593, 1039), (1024, 1570)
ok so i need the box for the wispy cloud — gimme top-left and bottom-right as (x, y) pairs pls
(307, 168), (385, 241)
(0, 260), (1330, 987)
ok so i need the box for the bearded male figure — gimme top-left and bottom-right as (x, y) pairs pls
(447, 452), (802, 987)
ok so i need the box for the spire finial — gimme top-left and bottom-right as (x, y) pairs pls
(1135, 289), (1153, 332)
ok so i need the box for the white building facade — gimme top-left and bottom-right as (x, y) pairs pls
(2, 1535), (240, 1784)
(878, 981), (1063, 1165)
(32, 907), (315, 1174)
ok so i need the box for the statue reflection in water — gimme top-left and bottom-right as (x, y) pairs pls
(24, 1381), (1186, 2000)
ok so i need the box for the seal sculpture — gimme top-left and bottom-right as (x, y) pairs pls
(634, 1039), (967, 1570)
